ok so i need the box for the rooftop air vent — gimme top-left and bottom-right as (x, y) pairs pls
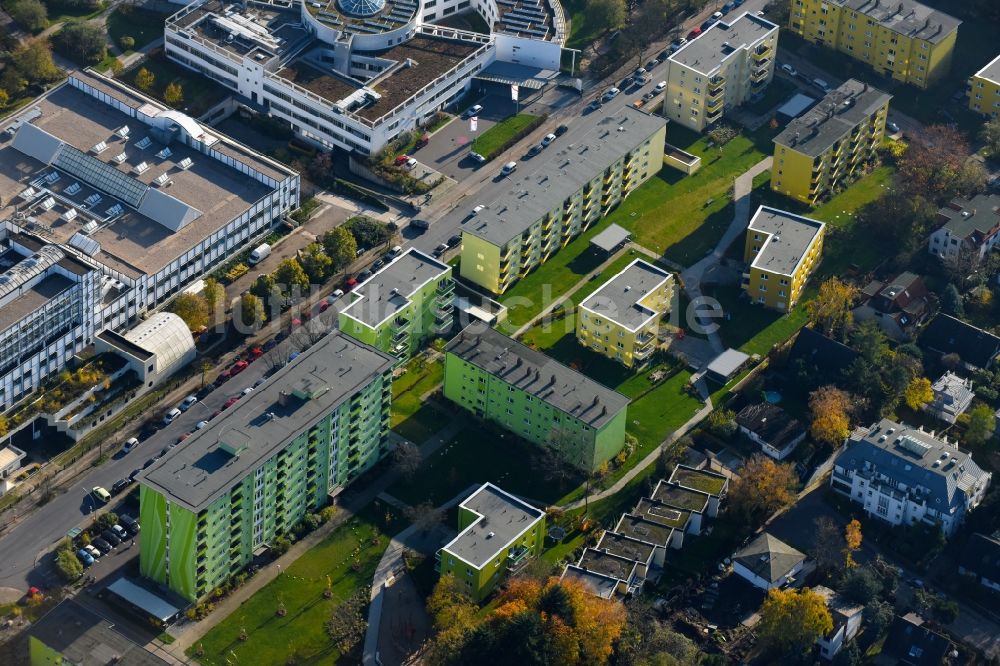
(133, 162), (150, 175)
(113, 152), (127, 164)
(91, 141), (108, 154)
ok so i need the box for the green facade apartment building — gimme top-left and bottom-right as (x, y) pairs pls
(437, 482), (545, 601)
(443, 323), (630, 472)
(138, 333), (395, 601)
(338, 249), (454, 365)
(460, 109), (667, 294)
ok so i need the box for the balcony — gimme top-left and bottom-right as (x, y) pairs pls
(507, 545), (534, 574)
(636, 330), (655, 345)
(752, 44), (772, 61)
(708, 75), (725, 91)
(705, 94), (723, 110)
(633, 344), (655, 361)
(750, 66), (770, 82)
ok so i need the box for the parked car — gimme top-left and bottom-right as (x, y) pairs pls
(632, 99), (645, 109)
(463, 104), (483, 118)
(554, 124), (569, 136)
(886, 121), (901, 133)
(253, 377), (266, 388)
(780, 63), (797, 77)
(712, 10), (723, 19)
(119, 515), (140, 534)
(643, 91), (656, 102)
(469, 151), (486, 164)
(84, 545), (102, 559)
(527, 144), (543, 157)
(670, 37), (688, 52)
(92, 487), (111, 504)
(721, 2), (735, 14)
(541, 133), (557, 147)
(447, 234), (462, 248)
(230, 360), (249, 376)
(687, 27), (702, 39)
(500, 161), (517, 176)
(330, 288), (345, 300)
(195, 385), (215, 400)
(587, 99), (602, 111)
(433, 243), (449, 257)
(812, 77), (831, 93)
(111, 524), (128, 540)
(222, 397), (239, 410)
(393, 154), (410, 166)
(91, 538), (113, 555)
(415, 133), (430, 148)
(700, 19), (716, 31)
(248, 346), (264, 360)
(101, 529), (121, 547)
(111, 479), (132, 495)
(241, 387), (254, 397)
(655, 81), (667, 93)
(195, 420), (209, 430)
(77, 549), (95, 566)
(602, 87), (620, 102)
(162, 408), (181, 425)
(405, 157), (418, 169)
(128, 469), (141, 482)
(410, 219), (431, 231)
(122, 437), (139, 454)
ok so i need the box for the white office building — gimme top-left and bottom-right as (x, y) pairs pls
(831, 419), (992, 537)
(164, 0), (567, 154)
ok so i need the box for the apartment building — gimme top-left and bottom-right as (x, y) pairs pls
(928, 193), (1000, 263)
(460, 109), (666, 294)
(970, 54), (1000, 117)
(663, 12), (780, 131)
(787, 0), (960, 89)
(443, 323), (630, 472)
(576, 259), (673, 369)
(138, 332), (394, 601)
(436, 483), (545, 601)
(771, 79), (891, 205)
(338, 249), (453, 365)
(0, 71), (298, 411)
(742, 206), (825, 311)
(165, 0), (566, 154)
(831, 419), (992, 537)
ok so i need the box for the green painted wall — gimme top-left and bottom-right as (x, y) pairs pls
(139, 485), (167, 585)
(29, 635), (64, 666)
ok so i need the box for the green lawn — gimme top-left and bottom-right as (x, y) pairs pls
(389, 426), (581, 507)
(562, 0), (605, 51)
(473, 114), (540, 159)
(118, 53), (227, 117)
(48, 0), (107, 24)
(391, 355), (449, 443)
(106, 7), (169, 53)
(189, 507), (402, 665)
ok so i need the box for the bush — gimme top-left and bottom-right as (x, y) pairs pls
(55, 547), (83, 582)
(319, 506), (337, 523)
(8, 0), (48, 32)
(344, 216), (392, 250)
(707, 124), (738, 146)
(52, 22), (107, 65)
(119, 35), (135, 50)
(271, 536), (291, 556)
(224, 263), (250, 283)
(96, 512), (118, 530)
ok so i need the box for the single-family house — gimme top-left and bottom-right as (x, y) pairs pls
(920, 314), (1000, 371)
(878, 613), (954, 666)
(731, 532), (806, 590)
(736, 403), (807, 460)
(928, 194), (1000, 263)
(813, 585), (864, 660)
(923, 372), (974, 424)
(853, 272), (933, 341)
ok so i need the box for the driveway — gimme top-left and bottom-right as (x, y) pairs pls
(416, 92), (520, 180)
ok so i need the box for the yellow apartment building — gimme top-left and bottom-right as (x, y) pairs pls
(772, 79), (891, 205)
(970, 54), (1000, 117)
(664, 12), (780, 132)
(576, 259), (674, 369)
(788, 0), (960, 89)
(460, 109), (666, 295)
(742, 206), (825, 311)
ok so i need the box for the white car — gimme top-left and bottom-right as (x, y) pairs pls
(500, 161), (517, 176)
(470, 151), (486, 164)
(541, 133), (557, 147)
(329, 289), (344, 301)
(405, 157), (417, 169)
(602, 87), (621, 101)
(163, 408), (181, 425)
(122, 437), (139, 453)
(242, 387), (254, 396)
(780, 63), (797, 77)
(655, 81), (666, 92)
(464, 104), (483, 118)
(85, 544), (102, 559)
(179, 395), (198, 412)
(712, 11), (723, 19)
(195, 420), (209, 430)
(472, 205), (485, 215)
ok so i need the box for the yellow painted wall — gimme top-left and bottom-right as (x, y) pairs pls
(970, 72), (1000, 117)
(743, 226), (824, 310)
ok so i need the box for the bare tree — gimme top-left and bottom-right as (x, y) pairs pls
(405, 501), (444, 534)
(392, 441), (422, 479)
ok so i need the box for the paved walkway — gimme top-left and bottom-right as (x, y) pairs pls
(680, 156), (773, 356)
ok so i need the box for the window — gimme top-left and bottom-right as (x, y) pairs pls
(876, 495), (889, 516)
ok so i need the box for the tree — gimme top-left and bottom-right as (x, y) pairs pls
(164, 82), (183, 107)
(809, 385), (852, 448)
(7, 41), (62, 89)
(428, 574), (477, 634)
(8, 0), (48, 32)
(757, 587), (833, 655)
(812, 516), (845, 573)
(807, 278), (858, 340)
(345, 216), (392, 249)
(586, 0), (626, 32)
(0, 90), (8, 109)
(841, 566), (881, 605)
(274, 258), (309, 295)
(0, 414), (9, 437)
(980, 116), (1000, 159)
(271, 535), (291, 555)
(96, 512), (119, 530)
(904, 376), (934, 410)
(110, 59), (124, 76)
(55, 547), (83, 582)
(202, 277), (225, 322)
(965, 404), (996, 446)
(135, 67), (155, 92)
(119, 35), (135, 51)
(405, 501), (444, 534)
(298, 243), (333, 283)
(728, 455), (798, 522)
(898, 125), (984, 203)
(250, 273), (280, 317)
(169, 293), (209, 331)
(322, 226), (357, 274)
(942, 283), (965, 317)
(392, 440), (421, 478)
(325, 588), (368, 654)
(239, 293), (265, 329)
(707, 408), (737, 437)
(864, 599), (894, 637)
(844, 519), (862, 568)
(53, 22), (107, 65)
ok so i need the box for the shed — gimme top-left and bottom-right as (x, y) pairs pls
(590, 224), (632, 255)
(776, 92), (816, 121)
(104, 578), (184, 627)
(705, 348), (749, 383)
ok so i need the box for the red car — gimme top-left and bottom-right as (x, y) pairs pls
(230, 360), (249, 376)
(178, 433), (191, 442)
(319, 300), (331, 313)
(687, 27), (701, 39)
(210, 410), (221, 419)
(291, 318), (302, 329)
(415, 134), (430, 149)
(394, 154), (410, 166)
(222, 397), (239, 410)
(248, 346), (263, 360)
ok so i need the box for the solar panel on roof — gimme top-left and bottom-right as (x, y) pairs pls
(69, 231), (101, 256)
(54, 145), (147, 208)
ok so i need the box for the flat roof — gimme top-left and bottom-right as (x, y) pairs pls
(936, 193), (1000, 239)
(27, 599), (170, 666)
(747, 206), (825, 277)
(650, 479), (710, 512)
(596, 530), (656, 563)
(440, 483), (543, 569)
(776, 92), (817, 119)
(669, 465), (728, 496)
(0, 72), (293, 279)
(975, 54), (1000, 86)
(831, 0), (960, 44)
(614, 513), (674, 547)
(105, 578), (183, 623)
(633, 497), (691, 529)
(773, 79), (892, 158)
(1, 273), (74, 327)
(577, 547), (640, 581)
(706, 347), (749, 378)
(590, 223), (631, 252)
(561, 565), (618, 598)
(462, 108), (666, 247)
(139, 332), (394, 512)
(340, 249), (450, 328)
(669, 12), (778, 75)
(445, 323), (630, 429)
(579, 258), (672, 331)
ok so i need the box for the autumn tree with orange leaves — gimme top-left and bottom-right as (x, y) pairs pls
(728, 454), (798, 522)
(424, 576), (626, 666)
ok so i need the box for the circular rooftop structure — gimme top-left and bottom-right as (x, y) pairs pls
(337, 0), (385, 17)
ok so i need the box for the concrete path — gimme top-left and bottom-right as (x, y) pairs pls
(562, 398), (712, 511)
(680, 156), (773, 355)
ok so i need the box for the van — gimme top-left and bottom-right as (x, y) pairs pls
(389, 245), (403, 258)
(812, 77), (831, 93)
(248, 243), (272, 266)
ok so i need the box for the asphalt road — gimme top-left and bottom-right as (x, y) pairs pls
(0, 311), (340, 591)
